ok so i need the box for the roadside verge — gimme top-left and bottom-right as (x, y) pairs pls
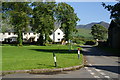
(2, 56), (86, 76)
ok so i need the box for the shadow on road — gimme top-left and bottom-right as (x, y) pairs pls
(87, 65), (120, 74)
(80, 46), (120, 57)
(81, 45), (120, 74)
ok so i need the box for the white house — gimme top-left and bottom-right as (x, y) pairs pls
(0, 32), (39, 42)
(0, 28), (64, 42)
(0, 33), (17, 42)
(50, 28), (64, 42)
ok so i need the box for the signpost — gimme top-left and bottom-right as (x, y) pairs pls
(78, 48), (80, 59)
(53, 52), (57, 67)
(68, 39), (72, 51)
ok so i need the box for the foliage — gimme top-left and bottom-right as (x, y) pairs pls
(102, 1), (120, 25)
(2, 2), (32, 46)
(55, 2), (80, 41)
(2, 2), (80, 45)
(84, 40), (96, 45)
(97, 41), (108, 47)
(73, 39), (85, 44)
(1, 13), (14, 33)
(91, 24), (108, 40)
(31, 2), (56, 45)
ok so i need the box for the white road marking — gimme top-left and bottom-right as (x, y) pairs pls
(94, 76), (100, 78)
(100, 72), (106, 75)
(88, 70), (92, 72)
(84, 67), (88, 69)
(85, 67), (102, 79)
(89, 64), (92, 66)
(95, 69), (101, 72)
(104, 76), (110, 78)
(84, 64), (111, 79)
(90, 72), (95, 75)
(94, 68), (111, 79)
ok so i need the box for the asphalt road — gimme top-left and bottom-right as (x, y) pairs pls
(2, 45), (120, 79)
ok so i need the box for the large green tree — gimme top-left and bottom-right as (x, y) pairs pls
(55, 2), (80, 41)
(31, 2), (56, 45)
(1, 13), (14, 33)
(91, 24), (108, 40)
(102, 1), (120, 25)
(2, 2), (32, 46)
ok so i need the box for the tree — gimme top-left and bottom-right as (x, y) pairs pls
(102, 1), (120, 25)
(2, 2), (32, 46)
(1, 13), (14, 33)
(91, 24), (108, 40)
(55, 2), (80, 41)
(31, 2), (56, 45)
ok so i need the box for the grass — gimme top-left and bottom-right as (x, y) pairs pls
(2, 44), (83, 71)
(73, 28), (93, 39)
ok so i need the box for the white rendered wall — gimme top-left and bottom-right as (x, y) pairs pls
(0, 33), (39, 42)
(50, 28), (64, 42)
(0, 28), (64, 42)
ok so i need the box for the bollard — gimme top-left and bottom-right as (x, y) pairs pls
(78, 48), (80, 59)
(53, 52), (57, 67)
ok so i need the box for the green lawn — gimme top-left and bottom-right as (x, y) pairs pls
(2, 44), (83, 71)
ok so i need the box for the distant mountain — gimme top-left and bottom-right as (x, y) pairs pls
(76, 21), (109, 29)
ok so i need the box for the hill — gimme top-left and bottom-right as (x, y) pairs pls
(72, 28), (92, 39)
(76, 21), (109, 29)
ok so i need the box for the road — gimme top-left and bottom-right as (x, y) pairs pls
(2, 45), (120, 79)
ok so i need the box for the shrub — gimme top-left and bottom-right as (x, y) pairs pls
(84, 40), (96, 45)
(98, 41), (108, 47)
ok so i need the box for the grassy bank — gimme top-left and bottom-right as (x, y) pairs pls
(73, 28), (92, 39)
(2, 44), (83, 71)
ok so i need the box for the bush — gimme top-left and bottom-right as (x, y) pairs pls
(76, 40), (85, 44)
(84, 40), (96, 45)
(72, 37), (86, 44)
(98, 41), (108, 47)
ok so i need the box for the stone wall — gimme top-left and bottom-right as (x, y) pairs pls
(108, 20), (120, 49)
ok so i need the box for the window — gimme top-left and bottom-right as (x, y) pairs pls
(58, 39), (60, 41)
(24, 33), (27, 35)
(29, 33), (30, 35)
(8, 33), (11, 35)
(14, 32), (16, 35)
(58, 33), (60, 35)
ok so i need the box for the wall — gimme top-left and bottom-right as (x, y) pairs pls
(50, 28), (64, 42)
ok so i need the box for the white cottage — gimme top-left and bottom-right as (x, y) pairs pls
(0, 32), (39, 42)
(50, 28), (64, 42)
(0, 28), (64, 42)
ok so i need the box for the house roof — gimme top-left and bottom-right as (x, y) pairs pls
(53, 27), (64, 33)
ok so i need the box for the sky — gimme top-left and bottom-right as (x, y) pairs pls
(65, 2), (117, 25)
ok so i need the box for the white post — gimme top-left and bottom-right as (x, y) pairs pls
(69, 39), (71, 51)
(78, 48), (80, 59)
(53, 52), (57, 67)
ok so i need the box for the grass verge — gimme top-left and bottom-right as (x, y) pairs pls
(2, 44), (83, 71)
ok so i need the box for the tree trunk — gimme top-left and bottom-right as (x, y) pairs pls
(45, 33), (49, 43)
(38, 33), (45, 46)
(17, 30), (23, 46)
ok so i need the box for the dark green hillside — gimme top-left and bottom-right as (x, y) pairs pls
(73, 28), (93, 39)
